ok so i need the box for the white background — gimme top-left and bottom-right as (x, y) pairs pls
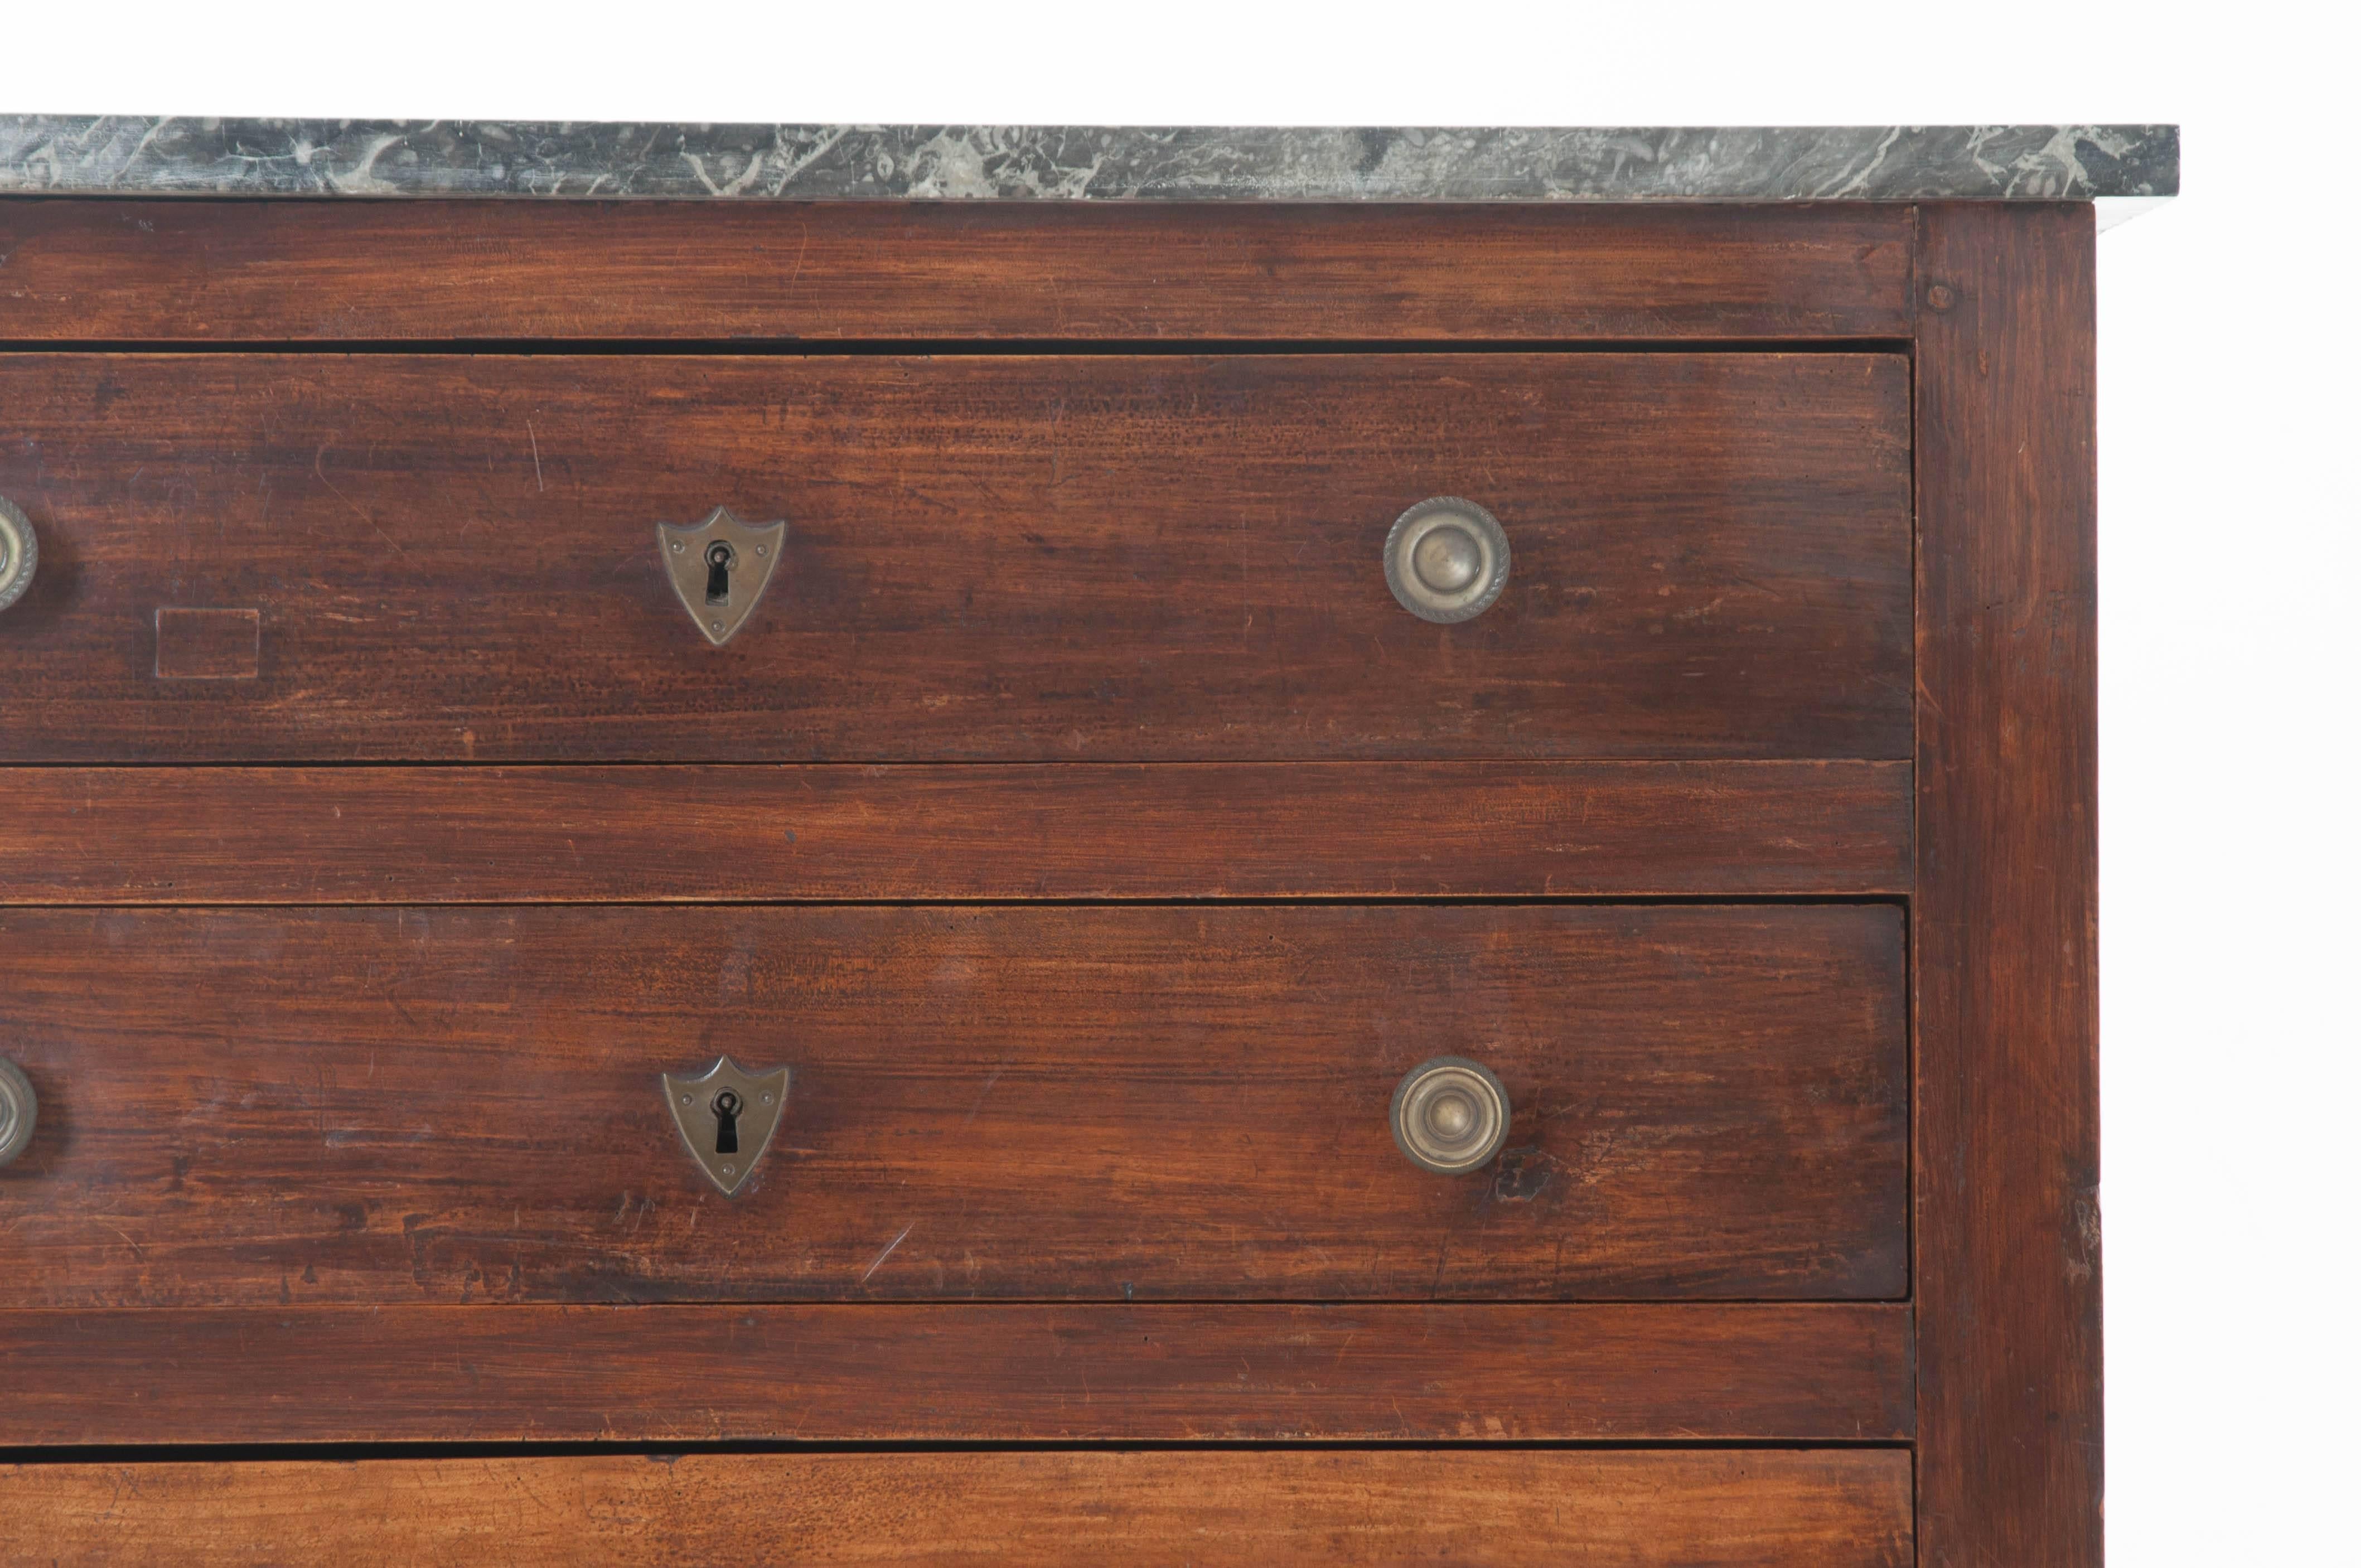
(13, 3), (2358, 1558)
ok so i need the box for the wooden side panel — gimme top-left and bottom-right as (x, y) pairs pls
(1914, 203), (2103, 1562)
(0, 200), (1915, 342)
(0, 351), (1914, 763)
(0, 906), (1908, 1306)
(0, 1451), (1913, 1566)
(0, 762), (1913, 902)
(0, 1302), (1913, 1445)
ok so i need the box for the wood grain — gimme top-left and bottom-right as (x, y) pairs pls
(1913, 204), (2103, 1562)
(0, 762), (1913, 903)
(0, 905), (1907, 1306)
(0, 200), (1915, 342)
(0, 1302), (1913, 1445)
(0, 1450), (1914, 1565)
(0, 351), (1914, 762)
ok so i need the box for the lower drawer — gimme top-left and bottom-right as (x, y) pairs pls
(0, 904), (1905, 1306)
(0, 1451), (1914, 1566)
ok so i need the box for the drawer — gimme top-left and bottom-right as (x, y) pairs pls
(0, 1452), (1915, 1566)
(0, 351), (1911, 762)
(0, 904), (1905, 1306)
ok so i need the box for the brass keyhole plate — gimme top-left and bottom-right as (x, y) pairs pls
(658, 506), (786, 646)
(660, 1056), (790, 1196)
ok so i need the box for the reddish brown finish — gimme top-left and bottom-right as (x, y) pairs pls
(0, 1304), (1912, 1445)
(0, 194), (2117, 1550)
(150, 608), (260, 680)
(0, 761), (1913, 903)
(0, 351), (1914, 763)
(0, 200), (1915, 342)
(0, 904), (1906, 1307)
(1913, 203), (2102, 1563)
(0, 1450), (1915, 1565)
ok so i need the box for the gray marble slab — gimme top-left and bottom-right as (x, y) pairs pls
(0, 118), (2176, 203)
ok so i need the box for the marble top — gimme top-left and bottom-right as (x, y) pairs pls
(0, 119), (2177, 205)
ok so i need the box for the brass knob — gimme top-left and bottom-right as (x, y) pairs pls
(0, 497), (36, 614)
(0, 1059), (35, 1168)
(1390, 1056), (1509, 1174)
(1384, 497), (1508, 623)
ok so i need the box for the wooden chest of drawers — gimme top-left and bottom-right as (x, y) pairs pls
(0, 119), (2171, 1565)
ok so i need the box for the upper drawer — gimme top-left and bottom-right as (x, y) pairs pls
(0, 352), (1910, 762)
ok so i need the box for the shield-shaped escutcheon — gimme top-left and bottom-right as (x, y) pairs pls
(656, 506), (787, 646)
(660, 1056), (791, 1197)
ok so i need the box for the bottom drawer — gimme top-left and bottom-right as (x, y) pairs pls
(0, 1451), (1913, 1565)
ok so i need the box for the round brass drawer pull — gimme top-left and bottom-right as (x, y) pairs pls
(0, 497), (37, 615)
(1390, 1056), (1509, 1175)
(1384, 497), (1508, 623)
(0, 1059), (36, 1168)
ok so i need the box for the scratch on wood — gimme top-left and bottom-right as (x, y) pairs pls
(960, 1064), (1007, 1126)
(311, 440), (405, 556)
(860, 1222), (914, 1284)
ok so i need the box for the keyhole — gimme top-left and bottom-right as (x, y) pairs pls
(712, 1088), (742, 1155)
(704, 541), (736, 606)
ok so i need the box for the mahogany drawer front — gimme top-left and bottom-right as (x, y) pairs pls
(0, 1451), (1914, 1566)
(0, 904), (1905, 1307)
(0, 351), (1911, 763)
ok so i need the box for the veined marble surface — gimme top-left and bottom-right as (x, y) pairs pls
(0, 119), (2177, 202)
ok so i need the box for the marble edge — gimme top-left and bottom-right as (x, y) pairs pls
(0, 119), (2179, 202)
